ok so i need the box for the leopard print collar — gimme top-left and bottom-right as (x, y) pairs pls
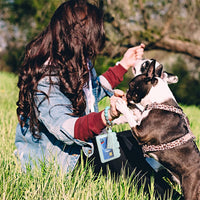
(142, 103), (195, 153)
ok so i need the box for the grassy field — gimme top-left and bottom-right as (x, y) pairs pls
(0, 71), (200, 200)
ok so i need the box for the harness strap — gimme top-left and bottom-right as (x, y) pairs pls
(142, 103), (195, 153)
(145, 103), (183, 115)
(142, 133), (195, 153)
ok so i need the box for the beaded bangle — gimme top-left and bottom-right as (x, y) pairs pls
(104, 106), (113, 126)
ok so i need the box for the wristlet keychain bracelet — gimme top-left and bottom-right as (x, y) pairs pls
(104, 106), (114, 149)
(95, 106), (120, 163)
(104, 106), (113, 126)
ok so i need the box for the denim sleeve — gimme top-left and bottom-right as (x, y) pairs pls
(35, 76), (88, 146)
(90, 67), (114, 105)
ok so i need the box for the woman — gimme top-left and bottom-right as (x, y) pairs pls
(15, 0), (144, 172)
(15, 0), (182, 199)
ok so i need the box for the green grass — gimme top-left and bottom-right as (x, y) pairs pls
(0, 71), (200, 200)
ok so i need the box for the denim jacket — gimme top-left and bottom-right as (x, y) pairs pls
(15, 67), (114, 173)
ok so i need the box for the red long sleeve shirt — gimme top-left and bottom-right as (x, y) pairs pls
(74, 63), (127, 141)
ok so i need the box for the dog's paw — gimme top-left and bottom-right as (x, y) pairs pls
(113, 115), (128, 125)
(116, 99), (129, 115)
(132, 108), (142, 120)
(116, 99), (138, 128)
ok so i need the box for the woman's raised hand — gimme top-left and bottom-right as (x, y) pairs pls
(119, 43), (145, 70)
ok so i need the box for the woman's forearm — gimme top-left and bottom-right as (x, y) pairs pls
(102, 63), (127, 88)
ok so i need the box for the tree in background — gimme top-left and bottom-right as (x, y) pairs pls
(1, 0), (200, 105)
(1, 0), (65, 71)
(2, 0), (200, 58)
(102, 0), (200, 59)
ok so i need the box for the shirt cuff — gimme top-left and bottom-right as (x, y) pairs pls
(74, 111), (105, 141)
(102, 63), (127, 88)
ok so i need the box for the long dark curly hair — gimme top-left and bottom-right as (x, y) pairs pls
(16, 0), (105, 136)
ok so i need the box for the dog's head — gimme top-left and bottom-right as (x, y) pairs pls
(127, 59), (175, 106)
(127, 60), (157, 105)
(133, 59), (178, 84)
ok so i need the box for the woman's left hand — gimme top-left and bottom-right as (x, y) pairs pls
(109, 89), (127, 120)
(109, 95), (122, 120)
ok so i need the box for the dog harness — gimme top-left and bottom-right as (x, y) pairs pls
(142, 103), (196, 153)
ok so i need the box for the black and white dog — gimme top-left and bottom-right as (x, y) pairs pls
(113, 59), (178, 125)
(116, 60), (200, 200)
(82, 60), (184, 200)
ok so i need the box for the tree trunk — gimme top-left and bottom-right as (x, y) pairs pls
(151, 36), (200, 59)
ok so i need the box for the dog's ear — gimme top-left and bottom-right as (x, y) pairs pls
(155, 64), (163, 77)
(163, 71), (179, 84)
(146, 60), (158, 86)
(146, 60), (156, 79)
(141, 60), (151, 73)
